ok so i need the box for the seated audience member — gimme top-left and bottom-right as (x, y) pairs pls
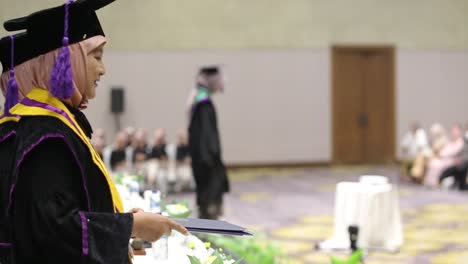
(150, 128), (168, 162)
(175, 130), (194, 191)
(125, 126), (136, 148)
(430, 124), (449, 156)
(133, 129), (149, 165)
(176, 130), (191, 163)
(92, 128), (107, 161)
(411, 123), (447, 183)
(124, 126), (136, 166)
(94, 128), (106, 142)
(92, 136), (105, 159)
(400, 122), (428, 177)
(424, 124), (464, 188)
(147, 129), (169, 193)
(110, 132), (128, 172)
(130, 129), (151, 190)
(439, 136), (468, 190)
(90, 128), (114, 169)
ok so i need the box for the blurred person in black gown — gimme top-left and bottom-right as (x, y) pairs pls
(176, 130), (190, 163)
(147, 128), (169, 192)
(175, 130), (194, 191)
(150, 128), (168, 161)
(188, 66), (229, 219)
(110, 131), (129, 172)
(132, 128), (149, 165)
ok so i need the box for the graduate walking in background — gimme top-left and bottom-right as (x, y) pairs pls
(188, 66), (230, 220)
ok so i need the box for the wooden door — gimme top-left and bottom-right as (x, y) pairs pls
(332, 46), (395, 164)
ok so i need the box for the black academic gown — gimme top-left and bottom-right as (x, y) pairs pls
(0, 118), (19, 264)
(9, 105), (132, 264)
(188, 100), (229, 217)
(176, 144), (190, 162)
(110, 149), (126, 171)
(132, 145), (148, 163)
(150, 144), (167, 160)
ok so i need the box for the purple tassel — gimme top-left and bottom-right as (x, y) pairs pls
(49, 38), (74, 99)
(4, 35), (19, 115)
(4, 70), (19, 115)
(49, 0), (74, 100)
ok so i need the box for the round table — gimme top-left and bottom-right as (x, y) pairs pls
(320, 181), (403, 252)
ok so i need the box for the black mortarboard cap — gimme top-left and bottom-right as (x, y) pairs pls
(199, 66), (220, 76)
(3, 0), (115, 60)
(0, 32), (31, 73)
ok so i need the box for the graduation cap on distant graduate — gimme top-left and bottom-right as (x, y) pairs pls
(199, 66), (221, 76)
(3, 0), (115, 100)
(197, 65), (226, 92)
(0, 33), (32, 114)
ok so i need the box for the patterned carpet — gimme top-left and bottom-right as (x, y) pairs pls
(168, 165), (468, 264)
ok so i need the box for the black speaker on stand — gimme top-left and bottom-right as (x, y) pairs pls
(110, 87), (125, 132)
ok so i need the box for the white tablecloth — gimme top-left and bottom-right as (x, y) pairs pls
(320, 181), (403, 252)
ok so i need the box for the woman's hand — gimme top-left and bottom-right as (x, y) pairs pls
(132, 212), (189, 242)
(129, 208), (144, 214)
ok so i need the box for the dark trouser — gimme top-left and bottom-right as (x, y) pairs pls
(0, 246), (12, 264)
(198, 197), (223, 220)
(191, 163), (225, 220)
(439, 162), (468, 190)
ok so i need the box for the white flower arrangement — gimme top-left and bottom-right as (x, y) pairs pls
(187, 240), (241, 264)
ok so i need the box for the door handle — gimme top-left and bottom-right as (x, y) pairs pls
(357, 113), (368, 128)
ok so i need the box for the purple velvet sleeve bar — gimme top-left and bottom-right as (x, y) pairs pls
(0, 131), (15, 144)
(79, 211), (89, 258)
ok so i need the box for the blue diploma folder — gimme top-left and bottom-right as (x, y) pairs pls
(171, 217), (252, 236)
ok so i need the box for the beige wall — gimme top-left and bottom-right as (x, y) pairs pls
(85, 50), (332, 164)
(83, 48), (468, 164)
(1, 0), (468, 49)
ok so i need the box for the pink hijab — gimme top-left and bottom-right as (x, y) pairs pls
(1, 35), (106, 108)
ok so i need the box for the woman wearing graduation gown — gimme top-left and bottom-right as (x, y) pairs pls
(3, 1), (187, 263)
(188, 67), (230, 220)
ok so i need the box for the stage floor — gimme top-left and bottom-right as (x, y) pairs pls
(168, 165), (468, 264)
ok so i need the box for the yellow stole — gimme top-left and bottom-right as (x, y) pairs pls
(0, 112), (20, 125)
(10, 88), (124, 213)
